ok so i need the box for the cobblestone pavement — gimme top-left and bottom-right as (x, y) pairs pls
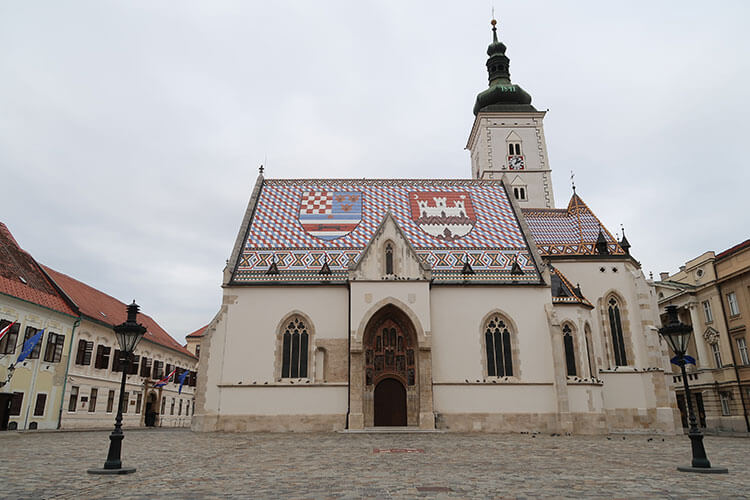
(0, 428), (747, 499)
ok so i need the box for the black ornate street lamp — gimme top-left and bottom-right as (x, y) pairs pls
(659, 305), (727, 474)
(88, 301), (147, 475)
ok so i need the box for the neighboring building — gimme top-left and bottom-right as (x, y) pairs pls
(0, 223), (79, 430)
(185, 325), (207, 359)
(193, 21), (676, 434)
(44, 267), (198, 429)
(0, 221), (197, 431)
(656, 239), (750, 433)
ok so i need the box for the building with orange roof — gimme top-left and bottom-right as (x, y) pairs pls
(0, 222), (79, 431)
(185, 324), (208, 359)
(656, 239), (750, 433)
(0, 222), (197, 431)
(44, 266), (198, 429)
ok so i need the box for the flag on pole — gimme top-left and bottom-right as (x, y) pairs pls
(153, 368), (176, 388)
(16, 329), (44, 363)
(0, 321), (16, 343)
(177, 369), (190, 394)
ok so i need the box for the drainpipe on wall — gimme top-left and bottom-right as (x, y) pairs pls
(716, 282), (750, 432)
(57, 318), (81, 429)
(345, 282), (351, 429)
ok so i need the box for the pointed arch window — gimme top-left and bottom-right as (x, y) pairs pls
(563, 324), (577, 377)
(385, 243), (394, 275)
(584, 323), (595, 377)
(281, 317), (309, 378)
(484, 315), (513, 377)
(608, 297), (628, 366)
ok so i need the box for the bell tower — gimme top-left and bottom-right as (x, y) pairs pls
(466, 19), (555, 208)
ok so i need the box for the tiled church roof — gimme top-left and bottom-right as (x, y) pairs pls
(232, 178), (541, 283)
(43, 266), (195, 359)
(0, 222), (77, 317)
(521, 193), (624, 257)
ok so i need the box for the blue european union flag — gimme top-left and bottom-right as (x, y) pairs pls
(178, 369), (190, 394)
(17, 329), (44, 363)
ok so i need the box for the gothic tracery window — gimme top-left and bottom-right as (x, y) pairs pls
(608, 297), (628, 366)
(484, 315), (513, 377)
(281, 317), (309, 378)
(563, 324), (577, 377)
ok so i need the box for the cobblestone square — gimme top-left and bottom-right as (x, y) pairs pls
(1, 428), (747, 499)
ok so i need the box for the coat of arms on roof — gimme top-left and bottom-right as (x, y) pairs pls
(298, 190), (362, 241)
(409, 192), (476, 242)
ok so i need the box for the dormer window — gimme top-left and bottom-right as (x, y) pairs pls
(385, 243), (394, 275)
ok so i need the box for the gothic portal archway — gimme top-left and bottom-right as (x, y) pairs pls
(362, 304), (420, 427)
(374, 378), (407, 426)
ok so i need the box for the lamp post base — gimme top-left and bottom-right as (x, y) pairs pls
(87, 467), (137, 475)
(677, 465), (729, 474)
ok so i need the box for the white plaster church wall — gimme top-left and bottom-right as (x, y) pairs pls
(195, 286), (350, 432)
(350, 282), (431, 343)
(430, 286), (554, 383)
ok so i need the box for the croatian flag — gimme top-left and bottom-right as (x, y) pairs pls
(299, 191), (362, 240)
(17, 329), (44, 363)
(177, 369), (190, 394)
(154, 368), (176, 388)
(0, 321), (16, 343)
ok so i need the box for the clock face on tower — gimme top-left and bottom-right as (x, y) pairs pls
(508, 155), (525, 170)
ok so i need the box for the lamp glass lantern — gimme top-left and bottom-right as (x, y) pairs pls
(113, 301), (147, 354)
(660, 305), (692, 357)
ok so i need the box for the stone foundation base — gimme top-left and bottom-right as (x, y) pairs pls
(605, 408), (677, 434)
(192, 414), (346, 432)
(436, 409), (678, 435)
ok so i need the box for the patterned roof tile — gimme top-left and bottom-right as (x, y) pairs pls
(234, 178), (540, 283)
(521, 193), (624, 257)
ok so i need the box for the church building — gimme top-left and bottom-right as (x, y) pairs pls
(193, 20), (678, 434)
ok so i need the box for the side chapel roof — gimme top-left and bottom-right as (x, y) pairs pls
(549, 266), (593, 308)
(43, 266), (195, 359)
(521, 193), (625, 257)
(0, 222), (77, 317)
(230, 178), (542, 284)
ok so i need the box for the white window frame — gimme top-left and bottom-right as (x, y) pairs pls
(737, 338), (749, 365)
(719, 392), (731, 416)
(727, 292), (740, 316)
(702, 300), (713, 323)
(711, 342), (722, 368)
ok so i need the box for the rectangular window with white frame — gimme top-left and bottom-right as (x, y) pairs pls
(702, 300), (713, 323)
(719, 392), (731, 416)
(737, 337), (749, 365)
(711, 342), (722, 368)
(727, 292), (740, 316)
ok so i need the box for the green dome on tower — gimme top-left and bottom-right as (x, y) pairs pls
(473, 19), (536, 115)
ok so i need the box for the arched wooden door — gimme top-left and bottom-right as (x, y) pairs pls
(374, 378), (406, 426)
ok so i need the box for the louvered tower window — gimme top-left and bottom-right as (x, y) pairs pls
(608, 298), (628, 366)
(484, 315), (513, 377)
(281, 317), (309, 378)
(563, 324), (577, 377)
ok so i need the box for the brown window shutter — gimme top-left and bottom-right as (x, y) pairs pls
(75, 339), (86, 365)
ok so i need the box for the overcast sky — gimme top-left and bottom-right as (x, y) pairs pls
(2, 1), (748, 343)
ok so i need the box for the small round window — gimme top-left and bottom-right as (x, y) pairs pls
(696, 269), (704, 278)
